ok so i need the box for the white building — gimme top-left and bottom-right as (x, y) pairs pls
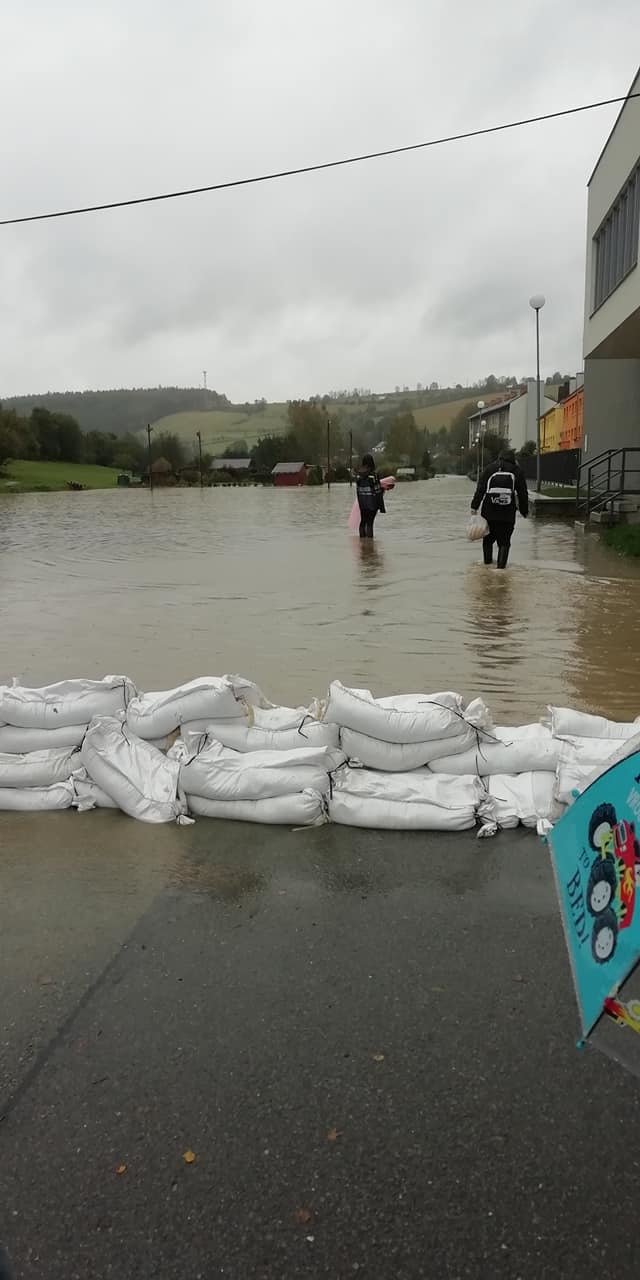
(583, 66), (640, 457)
(467, 382), (555, 452)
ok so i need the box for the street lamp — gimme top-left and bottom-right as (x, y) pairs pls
(529, 294), (546, 493)
(474, 401), (485, 481)
(479, 418), (487, 474)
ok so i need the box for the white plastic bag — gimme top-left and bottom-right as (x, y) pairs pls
(178, 739), (339, 802)
(340, 727), (478, 771)
(182, 716), (340, 753)
(548, 706), (640, 739)
(487, 772), (557, 829)
(467, 514), (488, 541)
(0, 676), (135, 729)
(125, 675), (267, 740)
(322, 682), (488, 745)
(0, 724), (88, 754)
(188, 789), (326, 826)
(0, 780), (75, 811)
(430, 736), (559, 777)
(81, 718), (187, 823)
(0, 746), (80, 789)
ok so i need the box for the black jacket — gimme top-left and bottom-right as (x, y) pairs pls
(471, 459), (529, 522)
(356, 468), (385, 513)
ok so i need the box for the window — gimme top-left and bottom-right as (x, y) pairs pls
(593, 162), (640, 310)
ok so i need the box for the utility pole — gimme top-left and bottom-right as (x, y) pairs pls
(349, 429), (353, 486)
(196, 430), (204, 487)
(326, 415), (331, 490)
(146, 423), (153, 492)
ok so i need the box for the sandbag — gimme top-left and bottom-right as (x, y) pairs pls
(487, 772), (558, 829)
(182, 717), (340, 752)
(430, 737), (559, 777)
(81, 718), (187, 823)
(554, 732), (640, 807)
(187, 790), (326, 826)
(556, 735), (626, 767)
(125, 675), (267, 740)
(0, 781), (75, 811)
(548, 707), (640, 739)
(72, 770), (119, 811)
(329, 766), (488, 829)
(0, 676), (135, 729)
(323, 682), (491, 744)
(0, 723), (88, 754)
(329, 792), (477, 831)
(0, 746), (80, 789)
(340, 726), (481, 771)
(177, 739), (339, 802)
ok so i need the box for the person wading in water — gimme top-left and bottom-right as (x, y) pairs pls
(470, 447), (529, 568)
(356, 454), (385, 539)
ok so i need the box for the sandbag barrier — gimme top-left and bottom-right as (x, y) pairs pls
(0, 675), (638, 831)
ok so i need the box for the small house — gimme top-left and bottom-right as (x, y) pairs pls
(272, 462), (307, 487)
(211, 457), (254, 475)
(148, 456), (175, 486)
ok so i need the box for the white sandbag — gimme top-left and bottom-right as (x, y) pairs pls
(329, 766), (489, 828)
(125, 675), (267, 740)
(0, 780), (75, 811)
(340, 726), (480, 771)
(430, 737), (559, 777)
(72, 769), (119, 811)
(0, 746), (80, 789)
(323, 681), (491, 744)
(554, 732), (640, 806)
(329, 792), (477, 831)
(487, 772), (557, 829)
(0, 723), (88, 754)
(548, 706), (640, 739)
(494, 723), (552, 741)
(177, 739), (338, 802)
(188, 789), (326, 826)
(182, 717), (340, 752)
(0, 676), (135, 729)
(81, 718), (187, 823)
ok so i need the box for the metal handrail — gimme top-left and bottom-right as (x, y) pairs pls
(576, 446), (640, 518)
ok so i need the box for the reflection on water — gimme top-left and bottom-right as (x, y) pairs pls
(1, 477), (640, 721)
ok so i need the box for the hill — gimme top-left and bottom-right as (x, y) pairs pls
(148, 403), (289, 452)
(2, 387), (231, 437)
(0, 460), (121, 493)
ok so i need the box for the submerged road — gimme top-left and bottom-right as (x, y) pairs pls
(1, 813), (638, 1279)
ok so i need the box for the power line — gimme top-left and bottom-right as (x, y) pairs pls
(1, 92), (637, 229)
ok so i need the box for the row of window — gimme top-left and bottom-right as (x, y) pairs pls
(593, 161), (640, 311)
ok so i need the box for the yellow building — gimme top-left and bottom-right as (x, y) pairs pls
(539, 403), (563, 453)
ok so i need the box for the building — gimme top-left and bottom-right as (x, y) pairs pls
(272, 461), (307, 487)
(467, 382), (555, 451)
(539, 384), (584, 453)
(211, 457), (254, 474)
(147, 456), (175, 486)
(583, 66), (640, 457)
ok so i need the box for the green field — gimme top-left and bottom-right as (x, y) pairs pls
(0, 460), (122, 494)
(148, 403), (289, 452)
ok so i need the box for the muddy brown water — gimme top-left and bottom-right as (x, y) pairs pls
(1, 476), (639, 723)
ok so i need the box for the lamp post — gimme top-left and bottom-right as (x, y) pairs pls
(529, 294), (545, 493)
(479, 418), (487, 474)
(475, 401), (485, 482)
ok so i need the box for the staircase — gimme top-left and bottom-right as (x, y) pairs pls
(576, 448), (640, 525)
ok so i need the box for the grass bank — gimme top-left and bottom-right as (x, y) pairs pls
(602, 524), (640, 557)
(0, 460), (122, 494)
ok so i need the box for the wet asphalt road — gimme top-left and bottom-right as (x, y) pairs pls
(1, 813), (639, 1280)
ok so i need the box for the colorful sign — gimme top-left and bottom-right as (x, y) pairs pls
(549, 749), (640, 1036)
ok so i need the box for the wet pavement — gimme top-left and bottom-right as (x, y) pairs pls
(2, 814), (640, 1279)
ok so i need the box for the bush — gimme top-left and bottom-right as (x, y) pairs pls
(603, 525), (640, 557)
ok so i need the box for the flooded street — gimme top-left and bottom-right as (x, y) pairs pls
(1, 474), (639, 720)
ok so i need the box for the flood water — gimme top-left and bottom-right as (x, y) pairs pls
(1, 476), (639, 722)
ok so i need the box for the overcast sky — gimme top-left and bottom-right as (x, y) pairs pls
(1, 0), (638, 402)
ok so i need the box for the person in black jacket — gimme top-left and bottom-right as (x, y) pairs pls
(356, 454), (385, 538)
(471, 448), (529, 568)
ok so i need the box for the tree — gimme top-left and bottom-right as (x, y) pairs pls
(150, 432), (186, 471)
(518, 440), (537, 458)
(224, 440), (249, 457)
(251, 432), (300, 473)
(287, 400), (327, 464)
(55, 413), (83, 463)
(385, 412), (420, 465)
